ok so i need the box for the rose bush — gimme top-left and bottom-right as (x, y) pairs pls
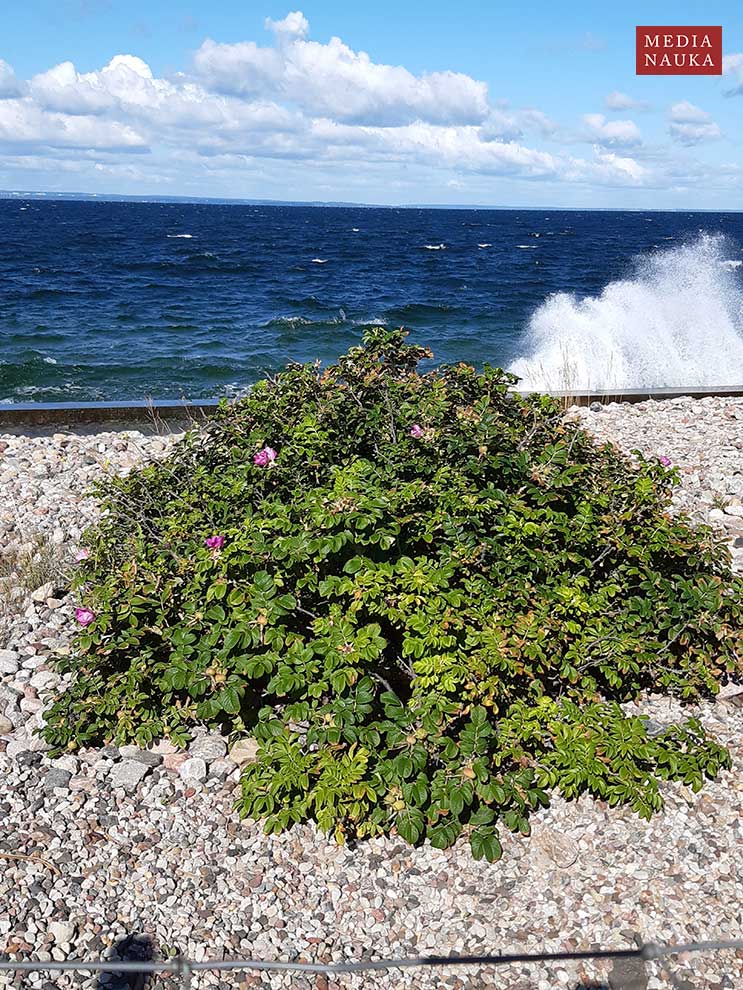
(44, 328), (741, 860)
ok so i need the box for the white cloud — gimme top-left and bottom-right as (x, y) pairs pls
(669, 121), (722, 145)
(583, 113), (641, 146)
(668, 102), (722, 145)
(722, 53), (743, 94)
(193, 18), (489, 126)
(265, 10), (309, 41)
(669, 101), (711, 123)
(605, 91), (649, 112)
(0, 58), (24, 99)
(0, 98), (147, 151)
(588, 148), (647, 182)
(30, 61), (116, 115)
(481, 107), (560, 142)
(0, 10), (737, 201)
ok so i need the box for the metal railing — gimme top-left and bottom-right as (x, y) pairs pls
(1, 937), (742, 986)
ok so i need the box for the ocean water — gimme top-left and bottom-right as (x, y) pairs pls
(1, 200), (742, 401)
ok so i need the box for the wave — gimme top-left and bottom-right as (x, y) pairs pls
(311, 258), (328, 264)
(423, 243), (446, 250)
(509, 234), (743, 390)
(167, 233), (194, 239)
(477, 243), (492, 249)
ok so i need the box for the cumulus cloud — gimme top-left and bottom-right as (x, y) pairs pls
(0, 58), (24, 99)
(605, 91), (649, 112)
(669, 101), (712, 124)
(0, 10), (736, 200)
(0, 97), (147, 151)
(668, 102), (722, 145)
(722, 53), (743, 94)
(193, 16), (489, 126)
(265, 10), (309, 41)
(582, 113), (642, 146)
(481, 107), (560, 142)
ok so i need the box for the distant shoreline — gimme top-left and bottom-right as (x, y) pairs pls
(2, 190), (742, 213)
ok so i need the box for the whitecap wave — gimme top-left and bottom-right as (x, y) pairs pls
(477, 243), (492, 249)
(167, 233), (194, 239)
(312, 258), (328, 264)
(423, 243), (446, 250)
(509, 233), (743, 390)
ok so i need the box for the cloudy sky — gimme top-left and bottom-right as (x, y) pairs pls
(1, 0), (742, 207)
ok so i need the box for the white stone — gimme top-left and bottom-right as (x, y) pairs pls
(108, 759), (151, 792)
(31, 582), (54, 602)
(0, 649), (20, 675)
(188, 733), (227, 762)
(178, 757), (208, 784)
(51, 754), (80, 775)
(29, 669), (60, 692)
(48, 920), (76, 945)
(229, 738), (260, 766)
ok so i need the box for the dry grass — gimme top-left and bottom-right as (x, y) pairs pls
(0, 533), (68, 643)
(518, 344), (626, 411)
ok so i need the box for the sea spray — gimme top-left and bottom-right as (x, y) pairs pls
(509, 234), (743, 390)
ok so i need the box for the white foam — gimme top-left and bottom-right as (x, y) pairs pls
(477, 243), (492, 248)
(423, 243), (446, 250)
(509, 233), (743, 390)
(167, 233), (193, 238)
(516, 245), (537, 249)
(721, 260), (742, 270)
(311, 258), (328, 264)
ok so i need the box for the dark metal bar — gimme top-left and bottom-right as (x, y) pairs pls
(0, 938), (741, 975)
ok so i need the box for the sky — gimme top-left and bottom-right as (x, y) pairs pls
(1, 0), (742, 207)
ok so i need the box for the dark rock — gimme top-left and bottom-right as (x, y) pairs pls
(42, 768), (72, 792)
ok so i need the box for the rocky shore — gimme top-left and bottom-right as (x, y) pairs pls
(1, 397), (742, 990)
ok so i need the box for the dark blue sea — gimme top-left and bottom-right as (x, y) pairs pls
(1, 200), (742, 401)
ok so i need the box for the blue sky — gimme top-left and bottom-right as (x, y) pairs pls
(1, 0), (742, 206)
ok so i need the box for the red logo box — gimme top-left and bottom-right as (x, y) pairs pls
(636, 26), (722, 75)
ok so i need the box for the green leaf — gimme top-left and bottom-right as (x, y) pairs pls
(470, 828), (502, 862)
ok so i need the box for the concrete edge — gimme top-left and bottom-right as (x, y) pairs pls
(0, 387), (741, 428)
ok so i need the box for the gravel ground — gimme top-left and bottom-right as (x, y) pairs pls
(0, 399), (742, 990)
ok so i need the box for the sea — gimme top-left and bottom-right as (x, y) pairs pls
(1, 199), (743, 402)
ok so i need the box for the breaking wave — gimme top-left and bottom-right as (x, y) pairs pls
(510, 234), (743, 390)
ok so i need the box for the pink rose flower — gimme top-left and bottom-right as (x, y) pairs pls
(205, 535), (225, 550)
(410, 424), (424, 439)
(658, 456), (672, 467)
(74, 548), (91, 562)
(75, 607), (95, 627)
(254, 446), (278, 467)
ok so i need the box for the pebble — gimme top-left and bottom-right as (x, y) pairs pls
(117, 745), (163, 768)
(0, 649), (20, 675)
(179, 757), (208, 784)
(108, 760), (151, 793)
(188, 732), (228, 762)
(42, 768), (71, 792)
(229, 738), (260, 766)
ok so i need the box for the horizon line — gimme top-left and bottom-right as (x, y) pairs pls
(1, 189), (742, 213)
